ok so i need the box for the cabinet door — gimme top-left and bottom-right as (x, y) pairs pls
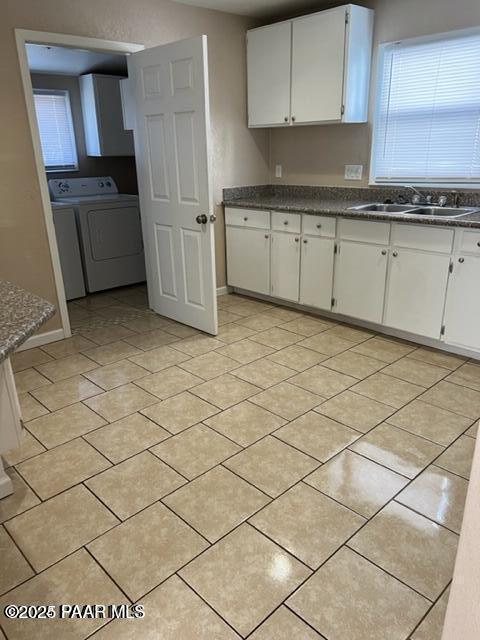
(226, 227), (270, 295)
(334, 241), (388, 323)
(291, 7), (346, 124)
(271, 232), (300, 302)
(300, 236), (335, 310)
(247, 22), (292, 127)
(384, 250), (450, 339)
(444, 256), (480, 350)
(95, 76), (135, 156)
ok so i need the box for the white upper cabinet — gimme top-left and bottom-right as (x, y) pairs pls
(247, 22), (292, 127)
(247, 4), (374, 128)
(79, 74), (134, 156)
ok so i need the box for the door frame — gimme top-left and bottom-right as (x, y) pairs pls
(15, 29), (144, 343)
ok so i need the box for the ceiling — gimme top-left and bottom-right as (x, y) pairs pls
(175, 0), (330, 18)
(26, 43), (128, 76)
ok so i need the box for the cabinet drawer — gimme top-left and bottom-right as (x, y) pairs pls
(392, 224), (454, 253)
(339, 219), (390, 245)
(459, 230), (480, 254)
(225, 207), (270, 230)
(303, 214), (336, 238)
(272, 211), (301, 234)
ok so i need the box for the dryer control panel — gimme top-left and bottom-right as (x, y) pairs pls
(49, 177), (118, 199)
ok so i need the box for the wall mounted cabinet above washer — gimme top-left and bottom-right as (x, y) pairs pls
(79, 74), (134, 156)
(247, 4), (374, 128)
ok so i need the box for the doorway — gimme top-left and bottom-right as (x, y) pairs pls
(16, 29), (218, 345)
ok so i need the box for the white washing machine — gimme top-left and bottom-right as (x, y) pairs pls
(49, 177), (146, 293)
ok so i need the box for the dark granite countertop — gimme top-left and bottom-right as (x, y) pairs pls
(0, 282), (56, 363)
(222, 185), (480, 229)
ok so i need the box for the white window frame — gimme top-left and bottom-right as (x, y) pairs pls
(370, 27), (480, 188)
(33, 88), (79, 173)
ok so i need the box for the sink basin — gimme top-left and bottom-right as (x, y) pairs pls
(404, 206), (479, 218)
(348, 203), (480, 219)
(349, 203), (418, 213)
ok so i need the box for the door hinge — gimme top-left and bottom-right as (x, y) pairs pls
(334, 243), (338, 255)
(345, 11), (349, 24)
(341, 105), (345, 116)
(331, 297), (336, 308)
(449, 261), (454, 274)
(441, 325), (446, 336)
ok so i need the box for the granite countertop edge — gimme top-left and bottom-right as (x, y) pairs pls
(223, 197), (480, 228)
(0, 282), (56, 364)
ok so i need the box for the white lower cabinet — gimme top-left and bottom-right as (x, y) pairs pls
(300, 236), (335, 310)
(384, 249), (451, 339)
(225, 226), (270, 295)
(334, 241), (388, 323)
(444, 255), (480, 350)
(271, 231), (301, 301)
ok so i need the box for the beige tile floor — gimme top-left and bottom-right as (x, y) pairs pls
(1, 283), (478, 639)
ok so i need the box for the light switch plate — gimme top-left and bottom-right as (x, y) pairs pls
(275, 164), (283, 179)
(345, 164), (363, 180)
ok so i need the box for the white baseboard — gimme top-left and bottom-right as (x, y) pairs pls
(17, 328), (65, 352)
(216, 286), (232, 297)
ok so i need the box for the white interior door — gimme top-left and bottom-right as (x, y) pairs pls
(127, 36), (217, 334)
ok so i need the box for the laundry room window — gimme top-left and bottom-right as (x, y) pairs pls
(33, 89), (78, 172)
(370, 28), (480, 186)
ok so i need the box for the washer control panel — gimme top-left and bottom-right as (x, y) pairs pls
(49, 177), (118, 199)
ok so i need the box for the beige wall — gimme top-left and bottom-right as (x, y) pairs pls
(270, 0), (480, 186)
(30, 73), (139, 194)
(1, 0), (270, 333)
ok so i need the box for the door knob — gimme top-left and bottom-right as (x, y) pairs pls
(196, 214), (208, 224)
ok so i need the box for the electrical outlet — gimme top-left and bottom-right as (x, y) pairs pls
(345, 164), (363, 180)
(275, 164), (283, 179)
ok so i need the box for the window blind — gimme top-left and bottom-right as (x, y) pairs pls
(372, 31), (480, 184)
(33, 90), (78, 171)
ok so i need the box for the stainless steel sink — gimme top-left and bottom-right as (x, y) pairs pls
(349, 203), (419, 213)
(348, 203), (480, 219)
(404, 206), (479, 218)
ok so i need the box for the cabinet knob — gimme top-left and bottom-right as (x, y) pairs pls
(283, 220), (289, 225)
(303, 239), (308, 244)
(294, 237), (300, 242)
(316, 223), (322, 229)
(284, 116), (288, 122)
(292, 116), (296, 122)
(243, 217), (248, 221)
(459, 257), (465, 263)
(392, 251), (398, 257)
(381, 250), (387, 255)
(477, 242), (480, 248)
(264, 234), (269, 239)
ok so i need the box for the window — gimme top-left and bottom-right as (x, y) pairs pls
(33, 89), (78, 172)
(371, 29), (480, 185)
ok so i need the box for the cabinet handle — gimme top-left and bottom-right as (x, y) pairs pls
(284, 116), (288, 122)
(303, 239), (308, 244)
(381, 250), (387, 255)
(283, 220), (289, 225)
(459, 257), (465, 263)
(392, 251), (398, 257)
(294, 237), (300, 242)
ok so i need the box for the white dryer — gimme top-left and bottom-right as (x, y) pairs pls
(49, 177), (146, 293)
